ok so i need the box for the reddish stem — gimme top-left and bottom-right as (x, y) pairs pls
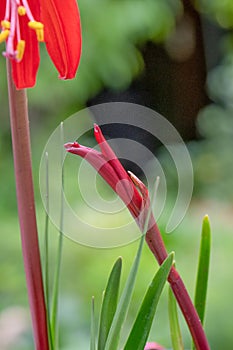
(146, 222), (210, 350)
(6, 61), (49, 350)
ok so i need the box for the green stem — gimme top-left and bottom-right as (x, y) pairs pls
(6, 61), (49, 349)
(44, 153), (50, 308)
(44, 152), (54, 349)
(50, 123), (64, 348)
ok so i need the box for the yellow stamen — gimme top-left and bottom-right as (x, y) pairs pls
(1, 20), (11, 29)
(0, 30), (10, 43)
(28, 21), (44, 41)
(18, 6), (26, 16)
(16, 40), (26, 61)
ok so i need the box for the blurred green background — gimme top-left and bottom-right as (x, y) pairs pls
(1, 0), (233, 349)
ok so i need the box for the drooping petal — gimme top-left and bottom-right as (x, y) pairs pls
(11, 0), (40, 88)
(64, 142), (121, 191)
(64, 139), (141, 217)
(40, 0), (82, 79)
(65, 124), (146, 221)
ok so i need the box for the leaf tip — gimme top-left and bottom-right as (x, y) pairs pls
(203, 214), (210, 223)
(170, 251), (175, 263)
(202, 215), (211, 237)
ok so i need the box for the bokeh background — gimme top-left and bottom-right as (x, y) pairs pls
(1, 0), (233, 349)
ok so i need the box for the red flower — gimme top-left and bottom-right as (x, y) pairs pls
(0, 0), (81, 88)
(65, 124), (141, 210)
(64, 124), (168, 263)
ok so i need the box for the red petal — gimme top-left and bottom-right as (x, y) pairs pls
(40, 0), (82, 79)
(65, 143), (121, 192)
(67, 144), (138, 213)
(66, 125), (143, 219)
(0, 1), (6, 19)
(12, 0), (40, 89)
(94, 124), (142, 215)
(94, 124), (133, 187)
(0, 0), (40, 88)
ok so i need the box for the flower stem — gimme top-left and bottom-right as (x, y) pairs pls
(6, 61), (49, 350)
(146, 223), (210, 350)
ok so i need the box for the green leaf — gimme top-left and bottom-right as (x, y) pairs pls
(91, 296), (96, 350)
(50, 122), (65, 348)
(124, 253), (174, 350)
(194, 215), (211, 324)
(43, 151), (53, 350)
(104, 235), (145, 350)
(98, 257), (122, 350)
(168, 285), (184, 350)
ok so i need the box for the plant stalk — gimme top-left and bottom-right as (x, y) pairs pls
(6, 61), (49, 350)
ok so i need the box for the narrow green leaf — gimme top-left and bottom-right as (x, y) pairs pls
(44, 152), (50, 310)
(91, 297), (96, 350)
(124, 253), (174, 350)
(43, 152), (54, 350)
(51, 122), (65, 348)
(104, 235), (144, 350)
(98, 257), (122, 350)
(194, 215), (211, 324)
(168, 286), (184, 350)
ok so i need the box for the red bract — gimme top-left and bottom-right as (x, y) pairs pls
(65, 124), (144, 217)
(65, 125), (149, 228)
(65, 124), (168, 263)
(0, 0), (81, 88)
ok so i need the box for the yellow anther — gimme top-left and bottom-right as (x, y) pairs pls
(1, 20), (11, 29)
(28, 21), (44, 30)
(18, 6), (26, 16)
(0, 30), (10, 43)
(16, 40), (26, 61)
(35, 27), (44, 42)
(28, 21), (44, 41)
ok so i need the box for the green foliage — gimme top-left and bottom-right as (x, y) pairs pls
(168, 286), (184, 350)
(196, 0), (233, 27)
(104, 235), (144, 350)
(186, 1), (233, 202)
(194, 215), (211, 325)
(94, 245), (173, 350)
(189, 48), (233, 201)
(91, 297), (96, 350)
(124, 253), (173, 350)
(98, 258), (122, 350)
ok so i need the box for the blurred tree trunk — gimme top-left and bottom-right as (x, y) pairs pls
(169, 0), (208, 139)
(90, 1), (208, 142)
(141, 0), (208, 140)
